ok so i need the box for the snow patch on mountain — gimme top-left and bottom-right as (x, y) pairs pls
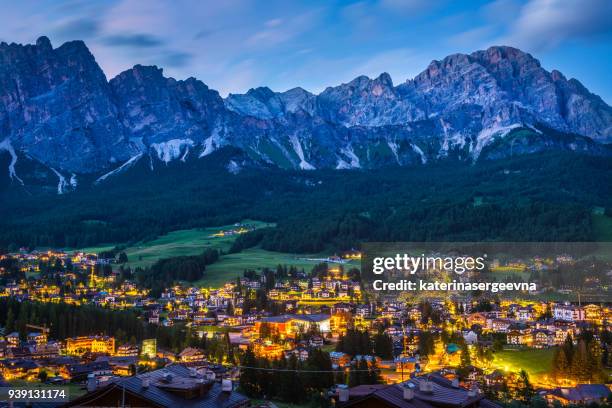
(289, 134), (315, 170)
(227, 160), (241, 174)
(96, 153), (144, 183)
(0, 138), (23, 184)
(387, 140), (400, 164)
(50, 168), (67, 194)
(151, 139), (194, 163)
(70, 174), (78, 188)
(180, 147), (190, 162)
(471, 123), (521, 159)
(412, 144), (427, 164)
(339, 145), (361, 168)
(200, 122), (227, 158)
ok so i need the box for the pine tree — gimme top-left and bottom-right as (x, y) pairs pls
(239, 348), (259, 397)
(460, 342), (471, 368)
(4, 307), (14, 333)
(374, 332), (393, 359)
(368, 359), (381, 384)
(571, 339), (589, 382)
(551, 346), (569, 381)
(517, 370), (534, 404)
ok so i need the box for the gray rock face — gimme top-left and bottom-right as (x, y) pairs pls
(110, 65), (226, 146)
(226, 86), (315, 119)
(0, 36), (134, 172)
(0, 39), (610, 179)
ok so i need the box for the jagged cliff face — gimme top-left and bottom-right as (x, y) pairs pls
(0, 37), (610, 182)
(0, 37), (134, 172)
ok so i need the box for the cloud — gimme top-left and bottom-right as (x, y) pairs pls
(481, 0), (522, 23)
(246, 9), (322, 48)
(379, 0), (445, 15)
(194, 29), (214, 40)
(448, 26), (496, 49)
(158, 51), (193, 68)
(501, 0), (612, 51)
(53, 18), (101, 40)
(103, 33), (164, 48)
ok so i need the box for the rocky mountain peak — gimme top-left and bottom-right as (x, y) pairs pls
(0, 37), (610, 182)
(35, 35), (52, 51)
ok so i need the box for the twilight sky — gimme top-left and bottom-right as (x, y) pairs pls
(1, 0), (611, 103)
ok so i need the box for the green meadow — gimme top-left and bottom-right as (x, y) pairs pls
(198, 248), (359, 287)
(76, 220), (274, 269)
(491, 348), (555, 378)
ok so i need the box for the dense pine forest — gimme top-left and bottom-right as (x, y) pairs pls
(1, 149), (611, 253)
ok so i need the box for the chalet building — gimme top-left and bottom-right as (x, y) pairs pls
(285, 347), (309, 361)
(532, 329), (555, 348)
(308, 335), (325, 348)
(490, 319), (512, 333)
(330, 351), (352, 368)
(542, 384), (611, 406)
(255, 313), (331, 337)
(506, 330), (531, 346)
(64, 365), (249, 408)
(32, 342), (61, 359)
(553, 304), (585, 322)
(65, 335), (115, 356)
(61, 360), (113, 382)
(467, 313), (487, 327)
(179, 347), (206, 363)
(6, 332), (20, 347)
(583, 304), (604, 324)
(355, 304), (371, 317)
(516, 307), (534, 321)
(6, 346), (34, 359)
(116, 343), (139, 357)
(337, 374), (501, 408)
(27, 331), (48, 345)
(0, 359), (40, 380)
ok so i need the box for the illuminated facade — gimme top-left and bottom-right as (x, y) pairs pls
(66, 336), (115, 355)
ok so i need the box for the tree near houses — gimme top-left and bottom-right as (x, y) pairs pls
(460, 342), (471, 367)
(239, 348), (259, 397)
(373, 330), (394, 359)
(551, 333), (606, 383)
(517, 370), (534, 404)
(551, 347), (570, 381)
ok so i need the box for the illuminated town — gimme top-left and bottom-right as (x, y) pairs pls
(0, 246), (610, 407)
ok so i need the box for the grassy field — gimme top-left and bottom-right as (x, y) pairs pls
(491, 348), (555, 378)
(72, 218), (359, 288)
(198, 247), (359, 287)
(122, 221), (275, 269)
(76, 220), (274, 269)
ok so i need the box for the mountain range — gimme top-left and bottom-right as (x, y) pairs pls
(1, 36), (611, 193)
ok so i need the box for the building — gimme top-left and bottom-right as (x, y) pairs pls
(337, 374), (501, 407)
(66, 336), (115, 356)
(6, 332), (19, 347)
(255, 313), (331, 338)
(27, 331), (47, 346)
(63, 365), (249, 408)
(179, 347), (205, 363)
(553, 304), (585, 322)
(142, 338), (157, 358)
(543, 384), (611, 405)
(116, 343), (139, 357)
(61, 361), (113, 381)
(330, 351), (351, 368)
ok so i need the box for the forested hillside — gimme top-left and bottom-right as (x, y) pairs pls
(1, 149), (611, 253)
